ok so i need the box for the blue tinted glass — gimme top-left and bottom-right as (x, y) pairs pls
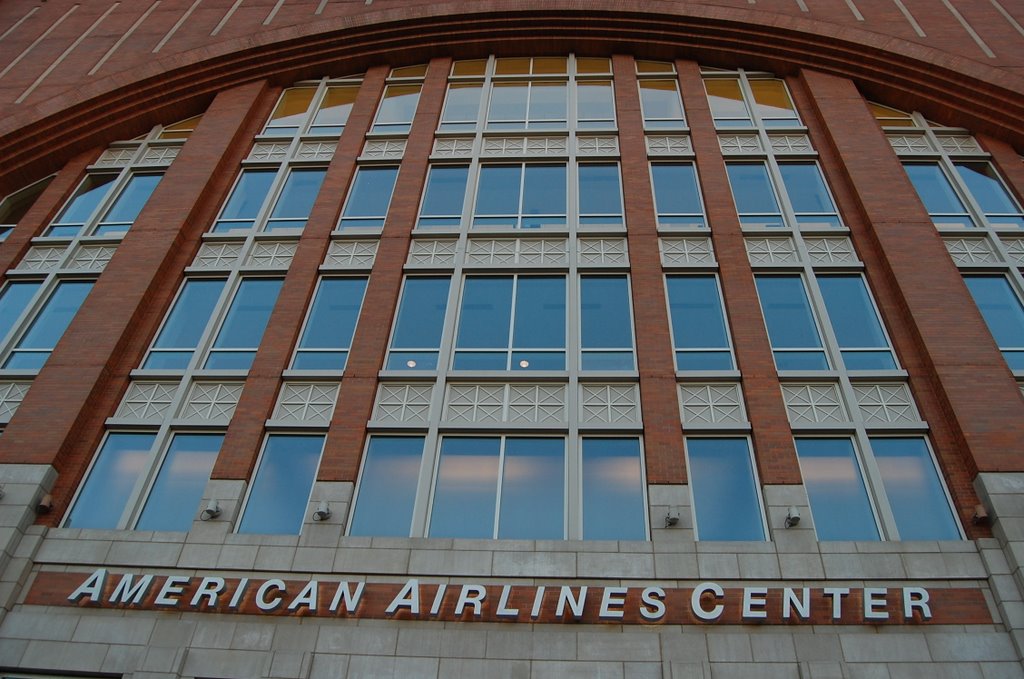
(239, 435), (323, 534)
(498, 438), (564, 539)
(271, 169), (326, 219)
(489, 83), (528, 123)
(688, 438), (765, 541)
(778, 163), (835, 213)
(676, 351), (734, 370)
(103, 174), (162, 224)
(0, 282), (41, 342)
(350, 436), (424, 537)
(475, 166), (521, 215)
(219, 171), (276, 220)
(420, 166), (469, 217)
(639, 81), (683, 121)
(582, 438), (646, 540)
(297, 278), (367, 351)
(11, 281), (92, 350)
(755, 276), (822, 350)
(457, 277), (512, 348)
(429, 437), (500, 538)
(54, 174), (118, 225)
(443, 84), (482, 123)
(343, 167), (399, 218)
(904, 164), (967, 214)
(651, 164), (703, 216)
(67, 433), (155, 529)
(375, 85), (421, 126)
(578, 81), (614, 122)
(136, 433), (223, 532)
(150, 279), (226, 351)
(578, 164), (622, 216)
(212, 278), (283, 350)
(871, 437), (960, 540)
(522, 165), (566, 215)
(581, 276), (633, 350)
(727, 163), (780, 214)
(529, 83), (567, 123)
(956, 163), (1020, 215)
(796, 438), (879, 541)
(818, 275), (890, 352)
(964, 276), (1024, 351)
(667, 276), (730, 354)
(513, 277), (565, 349)
(392, 277), (450, 349)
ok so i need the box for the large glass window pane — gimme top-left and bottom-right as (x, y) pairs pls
(955, 162), (1024, 228)
(755, 275), (829, 370)
(528, 82), (567, 128)
(512, 276), (566, 370)
(66, 432), (155, 529)
(796, 438), (879, 541)
(749, 80), (799, 126)
(429, 437), (500, 538)
(94, 174), (162, 236)
(418, 165), (468, 228)
(136, 433), (223, 532)
(578, 164), (623, 226)
(666, 275), (733, 370)
(205, 278), (283, 370)
(582, 437), (646, 540)
(870, 437), (960, 540)
(581, 276), (634, 370)
(46, 174), (118, 237)
(239, 434), (324, 534)
(778, 163), (841, 228)
(212, 170), (276, 233)
(904, 163), (973, 227)
(498, 438), (564, 539)
(311, 86), (357, 135)
(639, 80), (685, 129)
(372, 84), (421, 134)
(455, 276), (513, 370)
(4, 280), (94, 370)
(474, 165), (521, 226)
(521, 165), (566, 228)
(292, 277), (368, 370)
(440, 83), (482, 132)
(264, 87), (316, 135)
(705, 79), (751, 127)
(387, 276), (451, 370)
(487, 82), (529, 129)
(818, 275), (896, 370)
(964, 275), (1024, 370)
(144, 279), (226, 369)
(0, 281), (41, 344)
(338, 166), (399, 230)
(0, 178), (54, 239)
(577, 81), (614, 128)
(349, 436), (424, 537)
(266, 168), (326, 231)
(726, 163), (783, 228)
(687, 438), (765, 541)
(651, 163), (705, 228)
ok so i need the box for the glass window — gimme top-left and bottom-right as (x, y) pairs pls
(818, 275), (897, 370)
(212, 170), (276, 233)
(726, 163), (784, 228)
(796, 438), (879, 540)
(45, 174), (118, 237)
(487, 81), (567, 130)
(238, 434), (324, 534)
(92, 174), (163, 236)
(869, 102), (915, 128)
(577, 81), (615, 128)
(580, 276), (635, 370)
(581, 437), (646, 540)
(135, 433), (223, 532)
(578, 164), (623, 227)
(417, 165), (469, 228)
(454, 275), (566, 370)
(755, 275), (829, 370)
(963, 275), (1024, 370)
(338, 166), (399, 230)
(904, 163), (974, 228)
(204, 278), (283, 370)
(778, 163), (841, 228)
(264, 87), (316, 136)
(0, 177), (54, 241)
(349, 436), (425, 537)
(451, 59), (487, 77)
(749, 80), (799, 126)
(440, 83), (483, 132)
(870, 436), (960, 540)
(372, 84), (422, 134)
(705, 79), (751, 128)
(473, 164), (567, 229)
(386, 276), (451, 370)
(266, 168), (326, 231)
(687, 437), (765, 541)
(143, 279), (226, 370)
(651, 163), (705, 228)
(638, 80), (685, 129)
(158, 114), (203, 140)
(311, 86), (358, 135)
(66, 432), (156, 529)
(292, 277), (367, 370)
(0, 281), (42, 344)
(954, 162), (1024, 228)
(666, 275), (734, 370)
(4, 280), (94, 370)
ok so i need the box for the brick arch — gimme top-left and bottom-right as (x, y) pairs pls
(1, 1), (1021, 191)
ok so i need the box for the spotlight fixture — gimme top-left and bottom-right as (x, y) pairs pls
(785, 506), (801, 528)
(312, 500), (332, 522)
(200, 499), (221, 521)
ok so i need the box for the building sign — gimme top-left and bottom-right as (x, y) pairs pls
(26, 570), (993, 625)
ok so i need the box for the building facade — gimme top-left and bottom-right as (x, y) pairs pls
(0, 0), (1023, 677)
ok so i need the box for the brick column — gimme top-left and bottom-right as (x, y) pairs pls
(0, 81), (274, 519)
(798, 69), (1024, 477)
(611, 54), (687, 484)
(979, 134), (1024, 208)
(210, 66), (389, 481)
(322, 57), (451, 482)
(676, 60), (800, 484)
